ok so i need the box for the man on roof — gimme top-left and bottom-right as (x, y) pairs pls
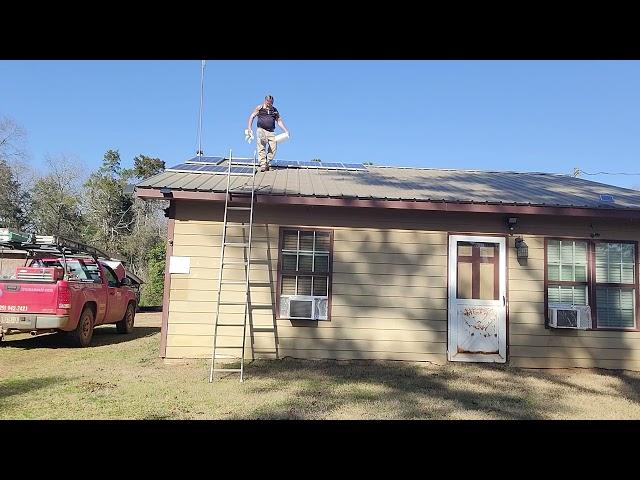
(245, 95), (290, 172)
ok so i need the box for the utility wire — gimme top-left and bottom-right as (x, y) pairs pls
(573, 168), (640, 177)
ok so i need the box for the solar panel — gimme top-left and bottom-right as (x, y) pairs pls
(185, 156), (225, 164)
(166, 163), (202, 172)
(272, 160), (300, 167)
(342, 163), (366, 170)
(199, 165), (228, 173)
(166, 163), (255, 175)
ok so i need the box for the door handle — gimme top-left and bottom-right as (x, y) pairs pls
(502, 295), (506, 306)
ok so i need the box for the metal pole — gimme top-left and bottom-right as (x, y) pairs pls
(197, 60), (206, 157)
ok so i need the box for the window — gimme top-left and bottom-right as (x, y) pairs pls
(456, 242), (499, 300)
(278, 228), (332, 320)
(103, 265), (119, 288)
(595, 242), (636, 328)
(545, 239), (637, 329)
(546, 239), (589, 306)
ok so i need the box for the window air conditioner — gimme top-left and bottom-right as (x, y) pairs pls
(280, 296), (328, 320)
(548, 305), (592, 329)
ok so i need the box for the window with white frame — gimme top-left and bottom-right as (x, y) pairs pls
(278, 228), (332, 320)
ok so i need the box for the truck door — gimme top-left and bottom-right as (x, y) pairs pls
(102, 264), (126, 323)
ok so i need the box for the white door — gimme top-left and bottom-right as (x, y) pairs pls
(448, 235), (507, 363)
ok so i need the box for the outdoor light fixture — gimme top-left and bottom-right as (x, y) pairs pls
(506, 217), (518, 232)
(515, 237), (528, 259)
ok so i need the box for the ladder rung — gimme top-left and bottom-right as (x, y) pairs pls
(222, 260), (249, 265)
(225, 223), (250, 227)
(212, 368), (243, 372)
(220, 280), (247, 285)
(252, 327), (276, 332)
(216, 323), (246, 327)
(219, 301), (247, 305)
(227, 206), (252, 210)
(224, 242), (250, 247)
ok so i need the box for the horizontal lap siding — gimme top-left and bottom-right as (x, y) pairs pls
(166, 202), (449, 362)
(166, 200), (640, 371)
(506, 234), (640, 370)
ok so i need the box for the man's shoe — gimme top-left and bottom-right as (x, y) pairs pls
(259, 165), (268, 172)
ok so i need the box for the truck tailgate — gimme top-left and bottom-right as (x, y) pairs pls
(0, 267), (61, 315)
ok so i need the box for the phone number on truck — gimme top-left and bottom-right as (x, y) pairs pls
(0, 305), (28, 312)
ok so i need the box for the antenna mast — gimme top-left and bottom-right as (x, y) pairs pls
(196, 60), (206, 157)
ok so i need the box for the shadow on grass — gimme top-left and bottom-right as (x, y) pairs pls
(224, 359), (640, 420)
(0, 376), (64, 408)
(0, 326), (160, 350)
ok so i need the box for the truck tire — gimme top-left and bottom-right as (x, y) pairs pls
(68, 306), (95, 348)
(116, 303), (135, 334)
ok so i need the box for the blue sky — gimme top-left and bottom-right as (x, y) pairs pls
(2, 60), (640, 188)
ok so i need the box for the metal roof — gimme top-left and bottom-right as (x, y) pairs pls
(136, 166), (640, 210)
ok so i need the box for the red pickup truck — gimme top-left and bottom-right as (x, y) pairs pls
(0, 256), (138, 347)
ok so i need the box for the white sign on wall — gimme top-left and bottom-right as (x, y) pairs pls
(169, 256), (191, 274)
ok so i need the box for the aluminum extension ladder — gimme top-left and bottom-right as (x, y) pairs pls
(209, 151), (258, 382)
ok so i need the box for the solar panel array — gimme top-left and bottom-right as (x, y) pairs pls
(271, 160), (367, 170)
(166, 163), (254, 175)
(165, 156), (368, 175)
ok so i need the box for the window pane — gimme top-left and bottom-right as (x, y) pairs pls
(282, 253), (297, 271)
(574, 242), (588, 264)
(313, 276), (328, 296)
(457, 262), (472, 299)
(574, 265), (587, 282)
(596, 243), (636, 284)
(299, 232), (314, 251)
(297, 276), (312, 295)
(283, 230), (298, 250)
(479, 262), (496, 300)
(314, 254), (329, 273)
(561, 242), (574, 264)
(315, 232), (330, 252)
(560, 265), (574, 281)
(548, 264), (560, 282)
(458, 244), (473, 256)
(548, 285), (587, 305)
(281, 276), (296, 295)
(596, 287), (635, 328)
(479, 245), (495, 258)
(547, 240), (560, 264)
(298, 254), (313, 272)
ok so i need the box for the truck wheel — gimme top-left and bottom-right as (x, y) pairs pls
(68, 307), (95, 348)
(116, 303), (135, 334)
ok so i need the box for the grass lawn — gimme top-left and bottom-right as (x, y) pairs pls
(2, 312), (640, 419)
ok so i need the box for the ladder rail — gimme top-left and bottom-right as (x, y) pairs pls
(209, 149), (235, 382)
(239, 149), (258, 382)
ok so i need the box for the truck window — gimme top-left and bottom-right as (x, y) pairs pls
(102, 265), (119, 288)
(33, 259), (91, 281)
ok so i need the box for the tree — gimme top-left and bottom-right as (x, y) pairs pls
(131, 154), (165, 180)
(84, 150), (134, 253)
(141, 241), (166, 306)
(0, 117), (30, 229)
(30, 154), (87, 238)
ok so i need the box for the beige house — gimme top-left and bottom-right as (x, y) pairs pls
(136, 159), (640, 371)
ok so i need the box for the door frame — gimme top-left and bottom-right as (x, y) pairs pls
(447, 234), (508, 363)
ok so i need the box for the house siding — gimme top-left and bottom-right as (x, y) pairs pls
(164, 200), (640, 371)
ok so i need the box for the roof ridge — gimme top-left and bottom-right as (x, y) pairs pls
(368, 165), (568, 176)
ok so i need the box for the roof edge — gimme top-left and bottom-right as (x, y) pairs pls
(135, 187), (640, 219)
